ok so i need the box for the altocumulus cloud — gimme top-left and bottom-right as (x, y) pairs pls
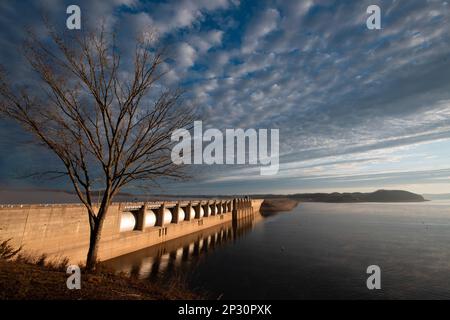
(0, 0), (450, 195)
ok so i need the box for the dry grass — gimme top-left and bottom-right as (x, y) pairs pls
(0, 258), (201, 300)
(14, 252), (69, 272)
(0, 239), (22, 260)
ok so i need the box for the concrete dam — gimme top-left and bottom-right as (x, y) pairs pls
(0, 198), (263, 264)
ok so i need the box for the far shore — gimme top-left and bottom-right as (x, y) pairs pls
(0, 187), (431, 206)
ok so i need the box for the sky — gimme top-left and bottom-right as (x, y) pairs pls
(0, 0), (450, 196)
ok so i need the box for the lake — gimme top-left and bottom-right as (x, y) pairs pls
(104, 201), (450, 299)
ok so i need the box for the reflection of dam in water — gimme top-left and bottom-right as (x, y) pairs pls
(104, 211), (261, 279)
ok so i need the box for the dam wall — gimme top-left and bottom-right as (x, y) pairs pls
(0, 198), (263, 264)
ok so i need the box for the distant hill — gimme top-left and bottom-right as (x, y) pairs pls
(0, 187), (427, 205)
(362, 190), (426, 202)
(249, 190), (426, 203)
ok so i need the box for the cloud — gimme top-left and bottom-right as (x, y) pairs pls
(242, 8), (280, 54)
(188, 29), (224, 53)
(176, 42), (197, 68)
(131, 0), (234, 35)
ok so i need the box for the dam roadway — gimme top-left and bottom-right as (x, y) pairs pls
(0, 198), (263, 264)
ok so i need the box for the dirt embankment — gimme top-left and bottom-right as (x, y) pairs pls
(260, 198), (299, 215)
(0, 259), (200, 300)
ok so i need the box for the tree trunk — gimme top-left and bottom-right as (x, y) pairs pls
(85, 208), (107, 271)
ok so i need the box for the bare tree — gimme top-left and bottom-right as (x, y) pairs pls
(0, 26), (194, 270)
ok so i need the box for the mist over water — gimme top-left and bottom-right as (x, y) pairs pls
(105, 201), (450, 299)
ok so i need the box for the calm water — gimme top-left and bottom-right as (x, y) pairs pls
(104, 201), (450, 299)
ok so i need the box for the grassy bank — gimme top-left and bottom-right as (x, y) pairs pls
(0, 258), (200, 300)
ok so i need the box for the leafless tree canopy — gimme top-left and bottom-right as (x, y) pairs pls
(0, 25), (194, 267)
